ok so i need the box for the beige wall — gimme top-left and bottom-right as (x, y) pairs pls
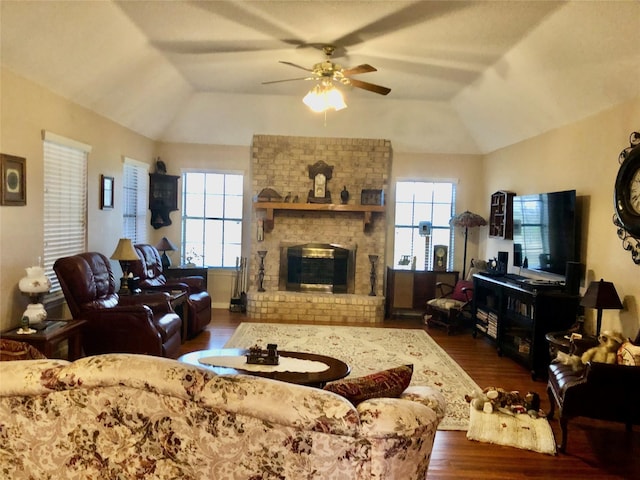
(389, 151), (486, 278)
(0, 68), (156, 331)
(482, 98), (640, 339)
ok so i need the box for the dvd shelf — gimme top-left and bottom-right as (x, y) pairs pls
(472, 273), (580, 379)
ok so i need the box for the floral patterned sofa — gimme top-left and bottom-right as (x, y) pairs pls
(0, 354), (445, 479)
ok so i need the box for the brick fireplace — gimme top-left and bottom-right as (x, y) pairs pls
(247, 135), (390, 323)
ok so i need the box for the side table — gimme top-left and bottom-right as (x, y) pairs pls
(1, 319), (87, 360)
(545, 330), (599, 360)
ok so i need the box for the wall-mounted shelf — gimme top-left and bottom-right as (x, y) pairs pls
(254, 202), (385, 232)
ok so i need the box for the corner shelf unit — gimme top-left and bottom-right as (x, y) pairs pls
(489, 191), (515, 239)
(253, 202), (385, 232)
(472, 274), (579, 379)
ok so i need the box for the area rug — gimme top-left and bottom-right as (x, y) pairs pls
(466, 407), (557, 455)
(225, 322), (480, 430)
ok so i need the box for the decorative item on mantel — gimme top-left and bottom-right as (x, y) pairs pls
(257, 250), (267, 292)
(307, 160), (333, 204)
(368, 255), (379, 296)
(256, 188), (282, 202)
(18, 262), (52, 326)
(155, 236), (177, 270)
(449, 211), (487, 279)
(340, 186), (350, 204)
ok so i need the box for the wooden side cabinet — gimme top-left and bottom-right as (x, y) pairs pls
(385, 268), (459, 318)
(149, 173), (179, 229)
(489, 191), (515, 239)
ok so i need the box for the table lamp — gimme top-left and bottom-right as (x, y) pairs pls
(18, 265), (52, 325)
(580, 279), (623, 337)
(155, 236), (177, 270)
(110, 238), (141, 293)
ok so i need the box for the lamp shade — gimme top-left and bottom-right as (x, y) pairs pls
(449, 211), (487, 279)
(580, 278), (623, 336)
(110, 238), (140, 261)
(155, 237), (177, 252)
(580, 279), (623, 310)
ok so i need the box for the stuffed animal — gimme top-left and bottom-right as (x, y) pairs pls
(581, 330), (625, 365)
(465, 387), (529, 415)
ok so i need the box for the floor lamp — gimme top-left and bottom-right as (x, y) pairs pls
(449, 211), (487, 279)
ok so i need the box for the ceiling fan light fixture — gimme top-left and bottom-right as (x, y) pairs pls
(302, 83), (347, 113)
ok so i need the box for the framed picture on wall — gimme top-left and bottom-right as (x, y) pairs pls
(1, 153), (26, 206)
(100, 174), (114, 209)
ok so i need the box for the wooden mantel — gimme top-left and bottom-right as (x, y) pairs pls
(254, 202), (385, 232)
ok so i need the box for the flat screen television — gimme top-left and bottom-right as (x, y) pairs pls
(512, 189), (579, 278)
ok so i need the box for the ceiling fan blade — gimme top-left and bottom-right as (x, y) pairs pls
(348, 78), (391, 95)
(342, 64), (377, 76)
(262, 76), (313, 85)
(279, 61), (313, 72)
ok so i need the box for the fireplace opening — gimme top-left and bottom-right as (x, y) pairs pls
(279, 243), (355, 294)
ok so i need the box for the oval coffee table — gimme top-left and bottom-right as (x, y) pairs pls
(178, 348), (350, 388)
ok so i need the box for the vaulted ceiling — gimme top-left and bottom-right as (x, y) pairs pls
(2, 1), (639, 154)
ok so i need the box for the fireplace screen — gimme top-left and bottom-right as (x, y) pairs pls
(280, 243), (355, 294)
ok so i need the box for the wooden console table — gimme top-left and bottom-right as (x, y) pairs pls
(385, 268), (459, 318)
(1, 319), (87, 360)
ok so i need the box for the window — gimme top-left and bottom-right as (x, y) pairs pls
(182, 172), (243, 267)
(43, 131), (90, 293)
(393, 181), (456, 270)
(122, 157), (148, 244)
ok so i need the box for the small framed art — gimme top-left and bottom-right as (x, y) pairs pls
(1, 153), (26, 206)
(100, 175), (114, 209)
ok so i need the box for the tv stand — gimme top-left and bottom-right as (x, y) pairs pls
(472, 273), (579, 380)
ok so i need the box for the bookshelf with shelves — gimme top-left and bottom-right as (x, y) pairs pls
(472, 274), (580, 379)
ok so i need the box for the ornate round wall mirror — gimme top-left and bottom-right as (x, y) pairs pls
(613, 131), (640, 264)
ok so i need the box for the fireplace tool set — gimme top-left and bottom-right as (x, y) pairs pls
(230, 257), (248, 312)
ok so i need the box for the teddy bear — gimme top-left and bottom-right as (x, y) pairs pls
(580, 330), (625, 365)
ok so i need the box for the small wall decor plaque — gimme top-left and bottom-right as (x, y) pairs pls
(1, 153), (26, 206)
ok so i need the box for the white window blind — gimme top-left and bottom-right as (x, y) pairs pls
(122, 157), (148, 244)
(43, 131), (90, 293)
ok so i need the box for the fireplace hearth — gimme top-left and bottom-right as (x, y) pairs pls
(279, 243), (355, 294)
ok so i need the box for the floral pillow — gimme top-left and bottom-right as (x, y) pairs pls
(0, 339), (46, 361)
(617, 341), (640, 366)
(323, 364), (413, 405)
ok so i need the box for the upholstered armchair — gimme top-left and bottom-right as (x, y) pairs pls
(424, 280), (474, 334)
(129, 244), (211, 338)
(546, 329), (640, 452)
(53, 252), (182, 358)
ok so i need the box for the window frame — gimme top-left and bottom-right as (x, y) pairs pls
(42, 130), (91, 295)
(181, 170), (244, 268)
(393, 180), (456, 271)
(122, 157), (149, 244)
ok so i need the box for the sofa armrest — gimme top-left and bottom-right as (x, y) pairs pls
(119, 292), (174, 314)
(584, 361), (640, 385)
(171, 276), (205, 292)
(400, 385), (446, 422)
(81, 306), (163, 354)
(357, 397), (440, 438)
(435, 282), (455, 298)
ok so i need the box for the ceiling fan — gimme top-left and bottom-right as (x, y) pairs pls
(262, 45), (391, 96)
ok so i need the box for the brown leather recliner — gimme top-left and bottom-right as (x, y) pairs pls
(53, 252), (182, 358)
(130, 244), (211, 338)
(546, 329), (640, 452)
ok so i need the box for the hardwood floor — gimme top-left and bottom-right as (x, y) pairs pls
(180, 310), (639, 479)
